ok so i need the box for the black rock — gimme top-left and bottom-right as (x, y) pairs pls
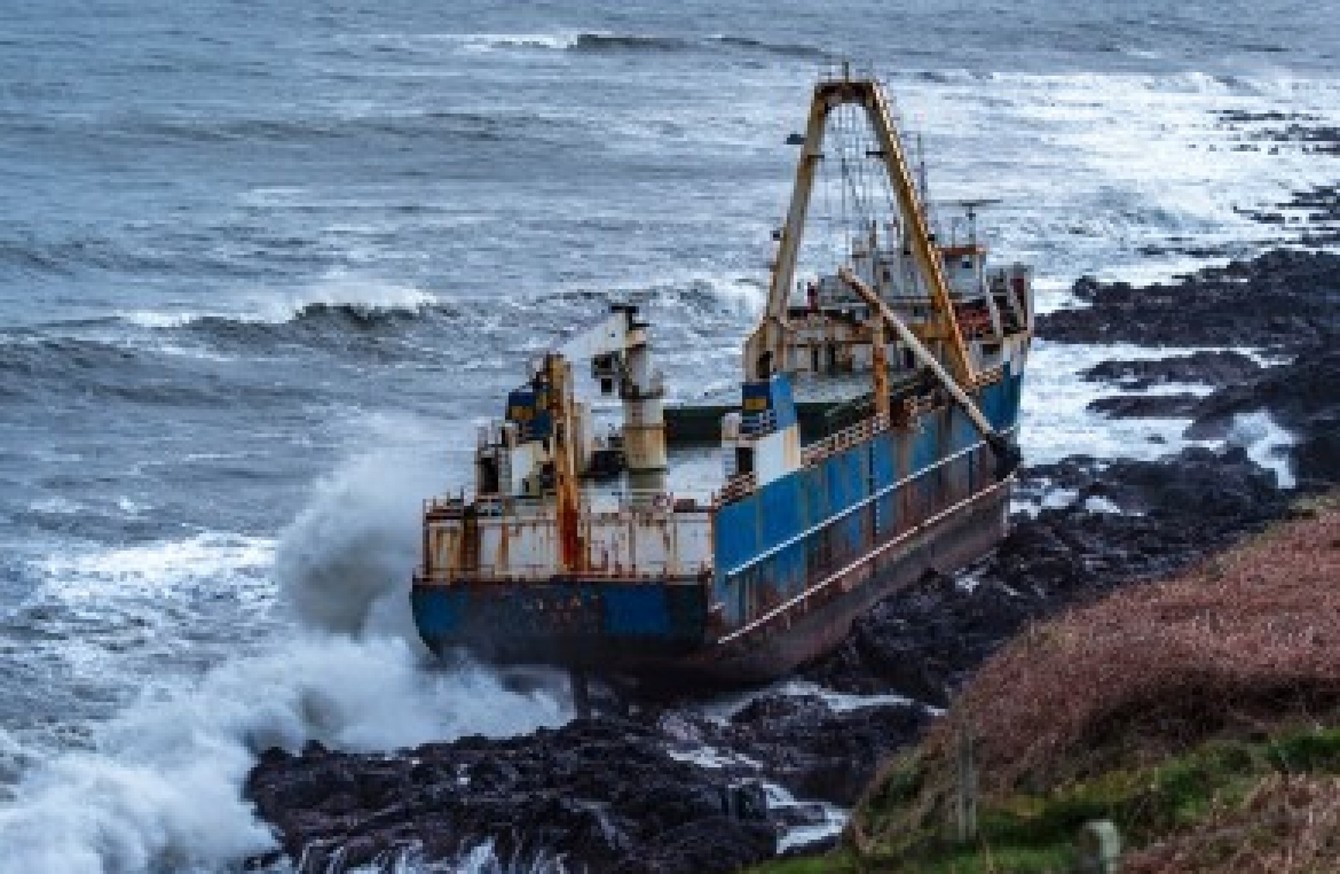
(1187, 345), (1340, 489)
(691, 693), (930, 806)
(1039, 249), (1340, 351)
(801, 446), (1291, 699)
(1088, 392), (1203, 418)
(1082, 351), (1261, 390)
(244, 718), (780, 873)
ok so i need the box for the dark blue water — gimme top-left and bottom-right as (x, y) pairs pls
(0, 2), (1335, 870)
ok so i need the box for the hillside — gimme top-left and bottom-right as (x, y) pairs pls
(776, 492), (1340, 872)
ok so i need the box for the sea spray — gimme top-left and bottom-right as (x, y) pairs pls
(0, 637), (567, 873)
(275, 446), (435, 640)
(0, 445), (569, 874)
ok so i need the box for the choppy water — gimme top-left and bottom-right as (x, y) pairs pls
(1, 1), (1336, 870)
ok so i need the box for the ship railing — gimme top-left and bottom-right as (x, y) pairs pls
(974, 364), (1005, 388)
(714, 475), (1015, 648)
(424, 495), (468, 518)
(423, 494), (515, 518)
(588, 489), (716, 515)
(898, 395), (934, 424)
(425, 492), (717, 523)
(715, 472), (757, 506)
(801, 413), (891, 467)
(739, 410), (776, 438)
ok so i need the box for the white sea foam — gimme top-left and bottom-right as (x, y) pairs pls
(696, 678), (932, 726)
(120, 271), (438, 330)
(1020, 341), (1207, 465)
(1083, 495), (1124, 514)
(0, 436), (567, 874)
(458, 32), (583, 54)
(766, 783), (848, 854)
(1225, 409), (1296, 488)
(0, 636), (566, 874)
(276, 424), (465, 640)
(38, 532), (276, 602)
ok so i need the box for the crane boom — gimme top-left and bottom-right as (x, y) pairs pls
(743, 74), (975, 387)
(839, 268), (1019, 477)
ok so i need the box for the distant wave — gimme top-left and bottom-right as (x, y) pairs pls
(909, 68), (987, 85)
(119, 278), (447, 331)
(0, 236), (179, 277)
(98, 109), (535, 147)
(455, 29), (831, 61)
(0, 337), (139, 381)
(0, 335), (321, 407)
(179, 299), (455, 348)
(710, 34), (833, 61)
(569, 32), (690, 53)
(572, 31), (832, 60)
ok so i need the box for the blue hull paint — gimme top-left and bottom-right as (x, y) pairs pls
(413, 373), (1024, 684)
(412, 578), (709, 665)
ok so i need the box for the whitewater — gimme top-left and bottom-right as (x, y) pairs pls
(1, 0), (1337, 870)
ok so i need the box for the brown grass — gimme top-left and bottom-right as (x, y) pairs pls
(1125, 774), (1340, 873)
(931, 494), (1340, 794)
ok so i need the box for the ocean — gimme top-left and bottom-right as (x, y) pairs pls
(0, 1), (1335, 870)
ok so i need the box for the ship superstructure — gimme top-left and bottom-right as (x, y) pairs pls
(411, 71), (1033, 686)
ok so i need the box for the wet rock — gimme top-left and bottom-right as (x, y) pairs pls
(1047, 248), (1338, 494)
(692, 693), (930, 806)
(803, 446), (1290, 699)
(245, 718), (778, 873)
(1038, 249), (1340, 351)
(1188, 344), (1340, 488)
(1088, 392), (1203, 419)
(1082, 350), (1261, 390)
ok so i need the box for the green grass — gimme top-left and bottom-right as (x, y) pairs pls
(753, 727), (1340, 873)
(744, 852), (860, 874)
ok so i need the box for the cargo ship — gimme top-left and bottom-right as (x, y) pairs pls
(411, 71), (1032, 689)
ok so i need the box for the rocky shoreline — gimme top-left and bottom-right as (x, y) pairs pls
(244, 235), (1339, 870)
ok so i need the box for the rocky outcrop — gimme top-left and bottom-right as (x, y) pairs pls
(1038, 249), (1340, 350)
(246, 239), (1340, 874)
(686, 694), (931, 806)
(1082, 350), (1261, 390)
(803, 446), (1290, 702)
(1187, 346), (1340, 489)
(245, 719), (778, 874)
(1088, 392), (1203, 418)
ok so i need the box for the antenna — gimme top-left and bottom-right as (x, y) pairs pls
(931, 198), (1003, 247)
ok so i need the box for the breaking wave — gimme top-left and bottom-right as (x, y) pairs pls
(570, 32), (690, 53)
(275, 443), (439, 639)
(0, 637), (567, 874)
(0, 334), (318, 407)
(709, 34), (834, 61)
(0, 446), (569, 874)
(128, 276), (444, 329)
(454, 29), (831, 61)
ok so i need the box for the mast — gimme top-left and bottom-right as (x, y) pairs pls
(744, 83), (829, 381)
(743, 72), (977, 387)
(542, 352), (585, 573)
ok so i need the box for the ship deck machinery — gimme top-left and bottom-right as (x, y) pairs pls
(411, 71), (1033, 689)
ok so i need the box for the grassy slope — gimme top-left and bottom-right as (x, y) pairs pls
(752, 493), (1340, 873)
